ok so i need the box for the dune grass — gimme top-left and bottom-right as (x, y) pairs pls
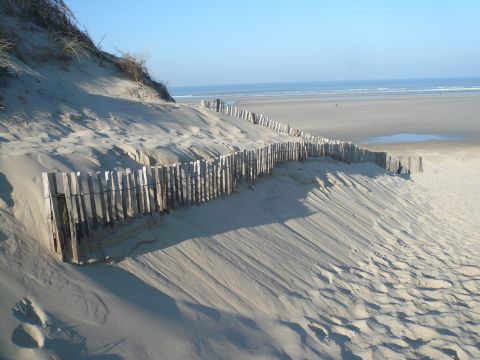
(50, 31), (91, 62)
(0, 38), (13, 85)
(115, 52), (148, 82)
(2, 0), (175, 101)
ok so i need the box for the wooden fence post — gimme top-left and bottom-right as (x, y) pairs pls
(62, 173), (79, 263)
(105, 172), (114, 227)
(42, 172), (67, 260)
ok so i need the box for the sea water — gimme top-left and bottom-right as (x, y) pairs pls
(171, 78), (480, 100)
(365, 133), (465, 144)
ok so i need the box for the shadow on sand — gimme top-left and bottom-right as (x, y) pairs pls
(71, 160), (405, 359)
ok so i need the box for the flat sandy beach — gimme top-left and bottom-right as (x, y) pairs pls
(237, 94), (480, 144)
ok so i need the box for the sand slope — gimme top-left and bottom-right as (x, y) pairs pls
(1, 149), (479, 359)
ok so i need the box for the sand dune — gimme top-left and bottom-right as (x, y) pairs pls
(1, 15), (479, 358)
(1, 147), (479, 358)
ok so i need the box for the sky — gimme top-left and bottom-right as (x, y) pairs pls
(66, 0), (480, 87)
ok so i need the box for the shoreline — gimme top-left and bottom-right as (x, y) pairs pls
(233, 93), (480, 144)
(174, 91), (480, 104)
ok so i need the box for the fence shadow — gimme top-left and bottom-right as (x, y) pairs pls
(102, 159), (395, 261)
(77, 259), (312, 359)
(68, 160), (393, 358)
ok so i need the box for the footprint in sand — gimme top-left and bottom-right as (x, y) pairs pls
(12, 297), (48, 326)
(11, 323), (45, 348)
(11, 298), (47, 349)
(10, 297), (91, 358)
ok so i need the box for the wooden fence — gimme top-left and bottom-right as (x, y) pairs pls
(201, 99), (423, 175)
(42, 99), (423, 264)
(43, 141), (388, 264)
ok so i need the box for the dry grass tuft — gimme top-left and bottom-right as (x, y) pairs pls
(114, 52), (174, 102)
(115, 52), (148, 82)
(50, 32), (91, 62)
(0, 39), (13, 66)
(0, 38), (14, 85)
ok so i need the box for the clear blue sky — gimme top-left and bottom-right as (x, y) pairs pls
(66, 0), (480, 87)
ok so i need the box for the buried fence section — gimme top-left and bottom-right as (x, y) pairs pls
(42, 140), (417, 264)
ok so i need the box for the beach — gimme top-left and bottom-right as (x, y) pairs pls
(2, 1), (480, 358)
(1, 64), (480, 358)
(236, 94), (480, 144)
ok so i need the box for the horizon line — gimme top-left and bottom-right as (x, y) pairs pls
(170, 76), (480, 89)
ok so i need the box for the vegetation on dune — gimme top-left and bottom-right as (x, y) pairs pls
(49, 31), (91, 62)
(0, 35), (14, 109)
(1, 0), (175, 102)
(0, 39), (13, 74)
(115, 52), (175, 102)
(4, 0), (96, 50)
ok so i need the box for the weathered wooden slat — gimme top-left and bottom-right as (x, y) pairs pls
(50, 173), (71, 260)
(63, 172), (79, 263)
(189, 162), (195, 205)
(205, 161), (211, 201)
(232, 154), (236, 191)
(126, 169), (136, 216)
(142, 166), (151, 214)
(151, 166), (160, 212)
(172, 164), (179, 206)
(96, 172), (109, 226)
(202, 160), (208, 202)
(120, 172), (128, 219)
(226, 155), (232, 194)
(182, 163), (188, 206)
(105, 172), (114, 227)
(197, 160), (203, 202)
(194, 160), (200, 204)
(42, 172), (64, 258)
(76, 172), (91, 256)
(179, 163), (185, 206)
(69, 172), (85, 242)
(65, 174), (80, 248)
(86, 173), (98, 229)
(231, 154), (236, 190)
(134, 170), (144, 214)
(170, 164), (177, 206)
(211, 160), (216, 199)
(112, 171), (121, 221)
(162, 166), (169, 213)
(126, 170), (136, 216)
(214, 159), (219, 198)
(42, 173), (55, 253)
(65, 173), (83, 258)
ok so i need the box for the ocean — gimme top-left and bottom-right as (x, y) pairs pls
(171, 77), (480, 100)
